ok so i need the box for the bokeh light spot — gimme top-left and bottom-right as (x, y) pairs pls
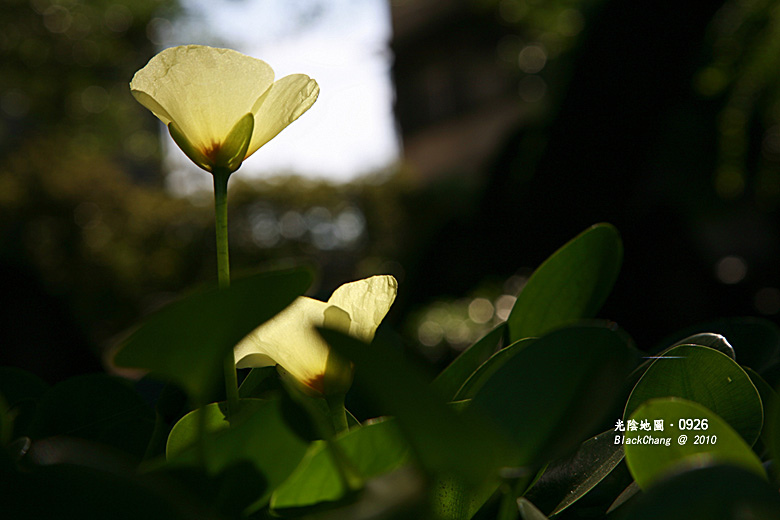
(279, 211), (306, 239)
(715, 255), (747, 284)
(81, 85), (109, 114)
(104, 4), (133, 34)
(494, 294), (517, 321)
(518, 44), (547, 74)
(146, 17), (173, 45)
(334, 207), (365, 245)
(43, 5), (72, 34)
(1, 90), (31, 118)
(418, 320), (444, 347)
(468, 297), (494, 324)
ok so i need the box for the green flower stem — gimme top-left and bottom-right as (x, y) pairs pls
(496, 470), (538, 520)
(213, 168), (231, 289)
(213, 167), (240, 420)
(324, 394), (362, 492)
(497, 487), (520, 520)
(326, 393), (349, 435)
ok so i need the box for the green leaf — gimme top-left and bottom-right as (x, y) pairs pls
(318, 328), (517, 519)
(625, 333), (736, 393)
(623, 398), (765, 490)
(29, 374), (155, 458)
(517, 498), (549, 520)
(166, 402), (229, 460)
(624, 344), (763, 445)
(453, 338), (535, 400)
(615, 465), (780, 520)
(141, 380), (188, 460)
(166, 398), (309, 509)
(743, 367), (778, 455)
(524, 429), (625, 516)
(114, 267), (312, 404)
(271, 418), (409, 512)
(661, 317), (780, 374)
(670, 332), (736, 359)
(606, 481), (640, 515)
(506, 223), (622, 342)
(432, 323), (506, 400)
(469, 323), (636, 467)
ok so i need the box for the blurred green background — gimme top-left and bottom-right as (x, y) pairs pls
(2, 0), (780, 382)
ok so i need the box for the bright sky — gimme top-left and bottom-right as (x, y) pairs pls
(162, 0), (400, 194)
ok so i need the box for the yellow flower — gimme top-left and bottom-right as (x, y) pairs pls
(130, 45), (319, 174)
(234, 275), (398, 395)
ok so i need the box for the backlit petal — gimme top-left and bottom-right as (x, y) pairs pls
(234, 276), (397, 395)
(328, 275), (398, 342)
(130, 45), (274, 157)
(234, 296), (329, 392)
(246, 74), (320, 158)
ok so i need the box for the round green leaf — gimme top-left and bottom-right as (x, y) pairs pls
(661, 317), (780, 373)
(166, 398), (309, 508)
(470, 323), (636, 466)
(271, 418), (409, 512)
(624, 344), (763, 445)
(625, 333), (736, 396)
(670, 332), (735, 359)
(618, 465), (780, 520)
(507, 223), (622, 342)
(166, 402), (229, 459)
(623, 398), (765, 490)
(743, 367), (778, 455)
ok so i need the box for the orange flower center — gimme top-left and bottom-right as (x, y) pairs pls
(303, 373), (325, 394)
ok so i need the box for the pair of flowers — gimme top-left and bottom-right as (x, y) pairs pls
(131, 45), (396, 395)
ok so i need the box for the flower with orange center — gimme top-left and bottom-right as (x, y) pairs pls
(234, 275), (398, 395)
(130, 45), (319, 174)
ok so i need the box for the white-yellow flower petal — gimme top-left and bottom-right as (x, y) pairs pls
(234, 297), (330, 392)
(246, 74), (321, 157)
(130, 45), (274, 164)
(234, 275), (398, 394)
(327, 275), (398, 342)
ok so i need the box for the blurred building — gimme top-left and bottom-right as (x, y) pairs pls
(390, 0), (524, 181)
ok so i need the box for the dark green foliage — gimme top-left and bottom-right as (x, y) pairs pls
(432, 323), (506, 400)
(114, 267), (312, 403)
(624, 345), (763, 445)
(3, 224), (777, 519)
(29, 373), (155, 458)
(614, 465), (780, 519)
(506, 223), (622, 342)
